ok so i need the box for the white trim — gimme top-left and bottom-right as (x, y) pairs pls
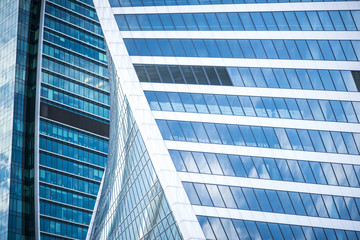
(153, 111), (360, 133)
(192, 205), (360, 232)
(91, 1), (206, 239)
(130, 56), (360, 71)
(112, 2), (360, 14)
(165, 141), (360, 165)
(141, 82), (360, 102)
(121, 31), (360, 40)
(178, 172), (360, 198)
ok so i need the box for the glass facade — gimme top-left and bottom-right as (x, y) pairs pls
(87, 60), (183, 240)
(0, 0), (110, 239)
(91, 0), (360, 239)
(0, 0), (41, 239)
(38, 0), (109, 239)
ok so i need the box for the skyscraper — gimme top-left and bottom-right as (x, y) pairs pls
(0, 0), (109, 239)
(89, 0), (360, 239)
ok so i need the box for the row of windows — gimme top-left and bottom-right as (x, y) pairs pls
(146, 91), (360, 123)
(42, 58), (110, 91)
(40, 217), (87, 240)
(197, 216), (360, 240)
(184, 182), (360, 220)
(40, 119), (108, 153)
(135, 64), (359, 92)
(170, 150), (360, 187)
(45, 3), (102, 35)
(49, 0), (98, 21)
(44, 16), (105, 49)
(39, 168), (100, 195)
(41, 85), (110, 119)
(39, 136), (107, 167)
(40, 152), (104, 181)
(41, 71), (110, 105)
(135, 64), (232, 85)
(44, 30), (107, 64)
(40, 200), (92, 225)
(157, 120), (360, 154)
(125, 38), (360, 61)
(116, 11), (360, 31)
(109, 0), (351, 7)
(40, 184), (96, 210)
(43, 43), (108, 78)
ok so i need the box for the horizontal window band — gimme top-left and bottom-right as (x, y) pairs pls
(121, 31), (360, 40)
(112, 1), (360, 14)
(165, 141), (360, 165)
(130, 56), (360, 71)
(179, 172), (360, 197)
(40, 102), (109, 137)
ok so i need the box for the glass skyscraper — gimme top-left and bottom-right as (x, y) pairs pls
(89, 0), (360, 239)
(0, 0), (109, 239)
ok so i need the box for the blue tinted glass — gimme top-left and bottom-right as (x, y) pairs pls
(296, 11), (312, 30)
(284, 12), (300, 30)
(263, 12), (278, 31)
(330, 40), (346, 61)
(263, 127), (280, 149)
(252, 127), (269, 148)
(278, 192), (295, 214)
(318, 11), (334, 30)
(284, 40), (301, 59)
(216, 124), (233, 145)
(207, 185), (225, 207)
(273, 12), (290, 30)
(276, 159), (293, 181)
(310, 162), (328, 184)
(217, 154), (235, 176)
(273, 40), (290, 59)
(239, 40), (256, 58)
(204, 40), (221, 58)
(228, 13), (243, 30)
(193, 40), (209, 57)
(194, 183), (213, 206)
(192, 122), (210, 143)
(194, 14), (210, 30)
(238, 68), (256, 87)
(180, 121), (198, 142)
(243, 188), (261, 211)
(216, 40), (233, 58)
(242, 156), (258, 178)
(289, 192), (307, 215)
(169, 150), (187, 171)
(264, 158), (282, 180)
(307, 40), (324, 60)
(171, 14), (187, 30)
(240, 126), (257, 147)
(192, 152), (211, 174)
(217, 13), (232, 30)
(205, 13), (221, 30)
(227, 40), (244, 58)
(285, 99), (301, 119)
(239, 13), (255, 30)
(182, 40), (198, 57)
(228, 155), (247, 177)
(227, 125), (245, 146)
(231, 187), (249, 210)
(319, 41), (335, 60)
(183, 182), (201, 205)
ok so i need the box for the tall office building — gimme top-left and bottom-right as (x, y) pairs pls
(0, 0), (109, 239)
(89, 0), (360, 239)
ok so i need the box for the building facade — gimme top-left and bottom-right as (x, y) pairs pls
(0, 0), (110, 239)
(89, 0), (360, 239)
